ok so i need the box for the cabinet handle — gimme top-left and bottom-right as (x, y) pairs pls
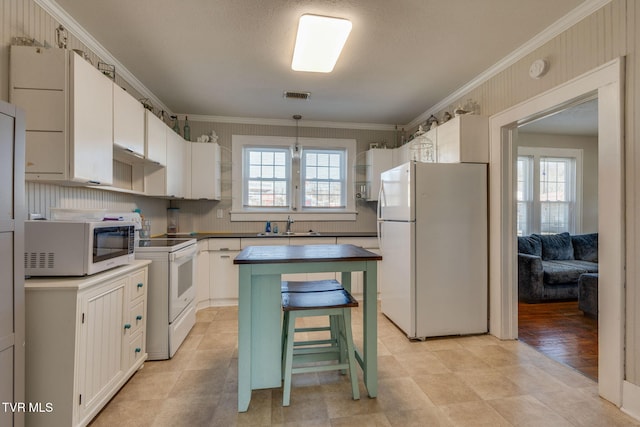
(124, 323), (131, 329)
(136, 315), (143, 321)
(137, 283), (144, 288)
(135, 347), (142, 353)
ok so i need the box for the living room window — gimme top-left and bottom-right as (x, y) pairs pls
(517, 147), (582, 236)
(231, 135), (357, 221)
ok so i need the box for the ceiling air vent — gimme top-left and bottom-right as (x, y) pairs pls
(284, 91), (311, 100)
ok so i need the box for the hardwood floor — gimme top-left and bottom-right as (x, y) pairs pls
(518, 300), (598, 381)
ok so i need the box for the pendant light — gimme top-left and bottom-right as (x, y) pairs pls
(292, 114), (301, 159)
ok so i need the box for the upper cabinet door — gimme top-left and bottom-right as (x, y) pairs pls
(145, 110), (167, 166)
(69, 52), (113, 185)
(113, 84), (145, 157)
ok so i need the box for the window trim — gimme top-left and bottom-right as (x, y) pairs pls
(517, 146), (583, 235)
(231, 135), (357, 221)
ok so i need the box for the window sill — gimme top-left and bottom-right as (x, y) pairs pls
(230, 211), (358, 222)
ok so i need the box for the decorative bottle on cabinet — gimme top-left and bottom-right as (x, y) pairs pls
(183, 116), (191, 141)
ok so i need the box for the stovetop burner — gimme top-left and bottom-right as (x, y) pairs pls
(138, 238), (193, 248)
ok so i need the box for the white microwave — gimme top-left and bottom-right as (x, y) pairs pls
(25, 220), (136, 276)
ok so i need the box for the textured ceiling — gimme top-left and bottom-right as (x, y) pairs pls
(54, 0), (587, 126)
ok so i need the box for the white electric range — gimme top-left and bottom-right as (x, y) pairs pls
(135, 238), (197, 360)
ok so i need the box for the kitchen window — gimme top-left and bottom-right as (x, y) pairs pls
(517, 147), (582, 236)
(231, 135), (357, 221)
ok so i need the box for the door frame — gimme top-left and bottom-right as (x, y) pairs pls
(488, 57), (625, 405)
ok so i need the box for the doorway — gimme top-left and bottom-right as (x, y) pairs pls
(488, 58), (624, 405)
(515, 98), (599, 381)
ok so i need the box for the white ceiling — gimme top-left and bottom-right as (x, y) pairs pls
(519, 98), (598, 136)
(53, 0), (589, 127)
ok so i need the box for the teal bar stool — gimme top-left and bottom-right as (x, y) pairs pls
(280, 285), (360, 406)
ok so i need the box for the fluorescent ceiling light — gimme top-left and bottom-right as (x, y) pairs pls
(291, 14), (352, 73)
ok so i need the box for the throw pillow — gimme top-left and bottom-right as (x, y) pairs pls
(535, 232), (574, 260)
(517, 235), (542, 256)
(572, 233), (598, 262)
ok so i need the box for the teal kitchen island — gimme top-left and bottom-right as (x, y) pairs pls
(234, 244), (382, 412)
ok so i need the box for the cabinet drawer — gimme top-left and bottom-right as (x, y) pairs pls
(241, 237), (289, 248)
(128, 299), (145, 336)
(127, 331), (145, 368)
(289, 237), (336, 245)
(129, 269), (147, 302)
(208, 238), (241, 251)
(336, 237), (378, 248)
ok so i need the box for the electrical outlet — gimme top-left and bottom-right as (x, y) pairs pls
(216, 209), (224, 219)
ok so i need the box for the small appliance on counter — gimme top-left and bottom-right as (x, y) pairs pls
(24, 219), (136, 276)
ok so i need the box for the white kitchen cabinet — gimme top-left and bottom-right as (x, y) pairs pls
(145, 131), (190, 198)
(0, 101), (25, 427)
(365, 148), (394, 201)
(208, 239), (242, 306)
(191, 142), (221, 200)
(195, 240), (211, 309)
(436, 115), (488, 163)
(113, 83), (145, 158)
(10, 46), (113, 185)
(145, 110), (167, 166)
(336, 237), (380, 296)
(25, 261), (150, 427)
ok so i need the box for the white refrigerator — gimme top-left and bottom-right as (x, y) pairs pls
(378, 161), (488, 339)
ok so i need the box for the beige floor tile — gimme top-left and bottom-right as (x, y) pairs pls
(329, 412), (392, 426)
(393, 351), (452, 376)
(495, 363), (572, 395)
(110, 370), (182, 403)
(385, 407), (455, 427)
(375, 377), (434, 412)
(439, 400), (512, 426)
(454, 368), (525, 400)
(152, 395), (218, 427)
(487, 395), (574, 426)
(413, 373), (482, 406)
(432, 348), (492, 372)
(89, 398), (163, 427)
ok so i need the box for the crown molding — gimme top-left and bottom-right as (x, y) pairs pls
(34, 0), (171, 114)
(407, 0), (613, 129)
(185, 114), (398, 131)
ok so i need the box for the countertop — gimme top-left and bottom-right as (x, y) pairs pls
(164, 231), (377, 240)
(234, 243), (382, 264)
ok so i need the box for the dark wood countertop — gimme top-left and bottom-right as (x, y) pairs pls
(234, 244), (382, 264)
(164, 232), (378, 240)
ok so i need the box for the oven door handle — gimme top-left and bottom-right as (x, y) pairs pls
(169, 244), (197, 262)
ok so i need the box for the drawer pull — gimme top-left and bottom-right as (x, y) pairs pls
(137, 283), (144, 288)
(124, 323), (131, 329)
(136, 315), (143, 321)
(135, 347), (142, 353)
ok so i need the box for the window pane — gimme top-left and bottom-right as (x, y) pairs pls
(244, 147), (289, 207)
(302, 149), (345, 208)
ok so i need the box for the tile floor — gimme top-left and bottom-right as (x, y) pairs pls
(90, 304), (640, 426)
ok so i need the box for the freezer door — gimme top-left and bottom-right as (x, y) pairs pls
(379, 220), (416, 337)
(379, 162), (415, 222)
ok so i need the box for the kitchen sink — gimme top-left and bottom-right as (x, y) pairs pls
(256, 231), (321, 237)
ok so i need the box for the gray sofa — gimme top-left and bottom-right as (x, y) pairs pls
(518, 232), (598, 303)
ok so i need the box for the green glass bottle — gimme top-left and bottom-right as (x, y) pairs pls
(171, 115), (180, 135)
(183, 116), (191, 141)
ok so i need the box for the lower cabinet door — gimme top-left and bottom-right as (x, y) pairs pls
(127, 332), (145, 369)
(77, 279), (126, 422)
(210, 251), (240, 304)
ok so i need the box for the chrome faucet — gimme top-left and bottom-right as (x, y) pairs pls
(286, 215), (294, 234)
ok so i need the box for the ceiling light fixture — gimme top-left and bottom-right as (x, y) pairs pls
(291, 14), (352, 73)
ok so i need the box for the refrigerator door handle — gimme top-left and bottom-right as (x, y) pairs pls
(377, 180), (385, 221)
